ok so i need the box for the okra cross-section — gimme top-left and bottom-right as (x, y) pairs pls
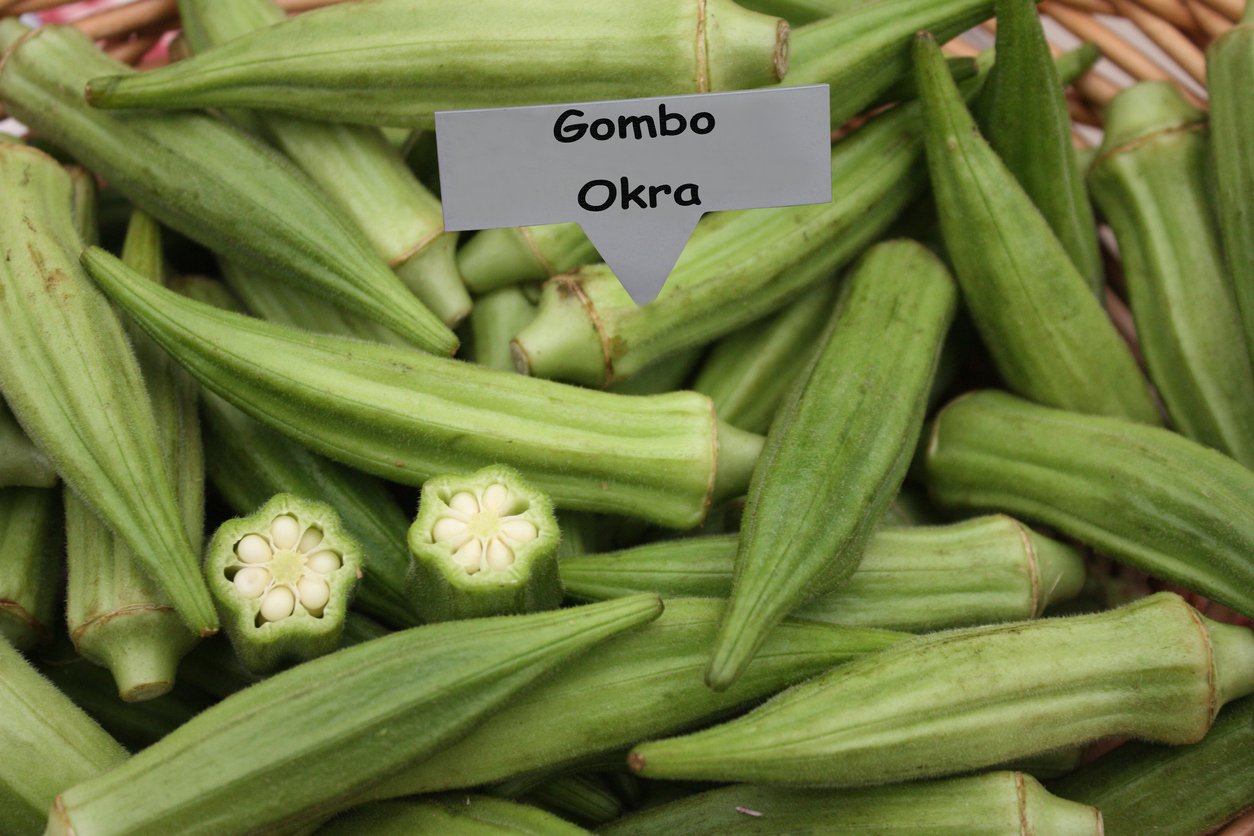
(206, 494), (362, 673)
(408, 466), (561, 621)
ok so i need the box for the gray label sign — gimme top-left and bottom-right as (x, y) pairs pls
(436, 85), (832, 304)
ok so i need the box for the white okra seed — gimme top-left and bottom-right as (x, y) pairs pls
(260, 586), (296, 621)
(307, 550), (342, 574)
(500, 518), (539, 543)
(486, 538), (514, 570)
(449, 491), (479, 515)
(454, 539), (483, 573)
(236, 533), (272, 564)
(433, 517), (468, 544)
(233, 566), (270, 598)
(482, 482), (509, 511)
(298, 526), (324, 553)
(271, 515), (301, 550)
(297, 576), (331, 613)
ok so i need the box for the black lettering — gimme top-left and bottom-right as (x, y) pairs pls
(578, 179), (616, 211)
(647, 184), (672, 207)
(620, 176), (647, 209)
(675, 183), (701, 206)
(617, 114), (658, 140)
(590, 118), (615, 140)
(659, 103), (687, 136)
(554, 109), (586, 143)
(690, 112), (715, 134)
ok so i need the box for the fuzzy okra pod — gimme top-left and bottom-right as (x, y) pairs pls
(459, 224), (599, 296)
(0, 488), (59, 650)
(367, 598), (902, 798)
(513, 775), (621, 826)
(86, 0), (789, 128)
(706, 240), (956, 690)
(84, 248), (763, 529)
(0, 21), (455, 354)
(0, 402), (56, 489)
(0, 145), (216, 635)
(205, 493), (363, 673)
(630, 593), (1254, 785)
(561, 515), (1085, 632)
(926, 390), (1254, 619)
(320, 796), (590, 836)
(0, 638), (127, 836)
(1089, 82), (1254, 466)
(408, 466), (561, 622)
(1050, 695), (1254, 836)
(46, 595), (662, 836)
(513, 97), (928, 387)
(1207, 4), (1254, 361)
(65, 210), (202, 702)
(601, 772), (1101, 835)
(178, 0), (471, 327)
(914, 33), (1159, 424)
(469, 286), (539, 371)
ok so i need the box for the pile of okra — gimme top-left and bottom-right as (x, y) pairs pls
(1, 0), (1252, 833)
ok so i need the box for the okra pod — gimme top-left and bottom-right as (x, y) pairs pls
(737, 0), (882, 26)
(205, 493), (363, 673)
(458, 223), (599, 296)
(469, 286), (539, 372)
(1089, 82), (1254, 466)
(925, 390), (1254, 619)
(691, 276), (839, 434)
(0, 145), (216, 635)
(0, 638), (127, 836)
(86, 0), (789, 128)
(47, 595), (663, 836)
(515, 774), (621, 826)
(513, 96), (928, 387)
(1050, 695), (1254, 836)
(84, 247), (763, 529)
(606, 346), (705, 396)
(0, 487), (59, 650)
(706, 240), (956, 690)
(914, 33), (1159, 424)
(369, 598), (902, 798)
(976, 0), (1102, 293)
(561, 515), (1085, 632)
(0, 20), (456, 354)
(0, 400), (56, 489)
(1206, 4), (1254, 361)
(601, 772), (1101, 835)
(629, 593), (1254, 785)
(65, 210), (201, 701)
(319, 796), (590, 836)
(408, 466), (561, 622)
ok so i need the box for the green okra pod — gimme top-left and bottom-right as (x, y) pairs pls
(469, 285), (539, 371)
(606, 347), (705, 397)
(408, 466), (561, 622)
(513, 97), (928, 387)
(1050, 695), (1254, 836)
(178, 0), (472, 327)
(0, 145), (216, 636)
(1089, 82), (1254, 466)
(0, 401), (56, 489)
(84, 247), (764, 530)
(65, 210), (202, 701)
(319, 796), (590, 836)
(691, 277), (839, 434)
(925, 390), (1254, 619)
(736, 0), (882, 26)
(0, 487), (59, 650)
(368, 598), (903, 798)
(0, 20), (455, 354)
(0, 637), (127, 836)
(47, 595), (663, 836)
(86, 0), (789, 128)
(205, 493), (363, 674)
(459, 223), (599, 296)
(976, 0), (1102, 293)
(1206, 3), (1254, 362)
(561, 515), (1085, 632)
(601, 772), (1101, 835)
(913, 32), (1159, 424)
(514, 774), (622, 826)
(706, 239), (956, 690)
(629, 592), (1254, 786)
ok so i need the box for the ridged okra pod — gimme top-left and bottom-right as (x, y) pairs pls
(513, 99), (928, 387)
(602, 772), (1101, 835)
(0, 638), (127, 836)
(738, 0), (889, 26)
(469, 286), (538, 371)
(513, 775), (621, 826)
(46, 596), (663, 836)
(0, 487), (59, 650)
(206, 494), (363, 673)
(1050, 695), (1254, 836)
(408, 466), (561, 622)
(706, 240), (956, 690)
(86, 0), (789, 128)
(0, 401), (55, 488)
(1089, 82), (1254, 466)
(178, 0), (472, 327)
(691, 277), (839, 434)
(561, 515), (1085, 632)
(0, 145), (216, 635)
(925, 390), (1254, 619)
(320, 796), (590, 836)
(1207, 4), (1254, 362)
(65, 211), (201, 701)
(0, 21), (455, 354)
(368, 598), (903, 798)
(84, 247), (763, 529)
(459, 223), (598, 296)
(913, 33), (1159, 424)
(629, 593), (1254, 786)
(976, 0), (1102, 293)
